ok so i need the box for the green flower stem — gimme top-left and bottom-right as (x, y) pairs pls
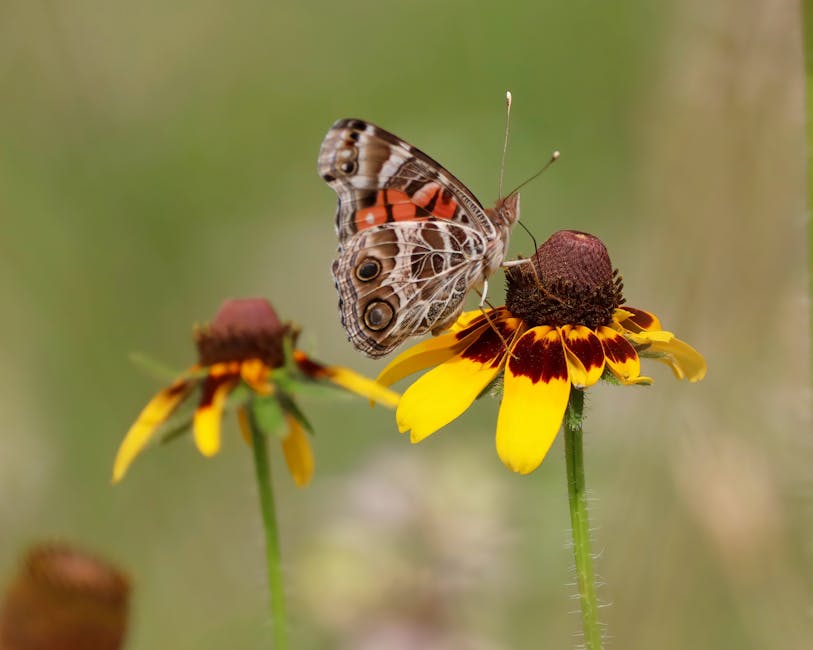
(564, 388), (603, 649)
(248, 409), (289, 649)
(804, 1), (813, 363)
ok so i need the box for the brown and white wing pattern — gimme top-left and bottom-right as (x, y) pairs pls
(319, 118), (519, 358)
(319, 119), (496, 243)
(332, 220), (489, 358)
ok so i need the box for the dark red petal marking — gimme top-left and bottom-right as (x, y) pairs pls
(460, 320), (515, 367)
(564, 329), (605, 374)
(198, 372), (239, 409)
(622, 307), (656, 330)
(293, 351), (333, 379)
(165, 379), (193, 398)
(600, 330), (639, 365)
(454, 308), (509, 341)
(508, 330), (568, 384)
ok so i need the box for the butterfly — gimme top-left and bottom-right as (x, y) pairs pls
(319, 118), (521, 358)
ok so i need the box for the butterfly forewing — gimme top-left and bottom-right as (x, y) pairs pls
(319, 119), (495, 243)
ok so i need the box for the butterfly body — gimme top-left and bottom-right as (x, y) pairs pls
(320, 118), (519, 358)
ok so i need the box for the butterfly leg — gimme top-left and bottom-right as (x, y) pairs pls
(501, 257), (565, 305)
(501, 257), (533, 268)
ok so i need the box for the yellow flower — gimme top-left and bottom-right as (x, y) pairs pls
(112, 298), (399, 487)
(377, 231), (706, 475)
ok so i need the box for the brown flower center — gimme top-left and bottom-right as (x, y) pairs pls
(195, 298), (290, 368)
(505, 230), (624, 329)
(0, 543), (129, 650)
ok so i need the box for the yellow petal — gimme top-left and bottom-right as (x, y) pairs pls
(294, 350), (400, 408)
(281, 414), (315, 487)
(396, 317), (522, 443)
(376, 320), (493, 388)
(496, 327), (571, 474)
(560, 325), (605, 388)
(240, 359), (273, 395)
(622, 329), (675, 345)
(112, 376), (196, 483)
(645, 336), (707, 382)
(597, 326), (643, 384)
(448, 307), (509, 333)
(193, 375), (239, 457)
(325, 365), (401, 408)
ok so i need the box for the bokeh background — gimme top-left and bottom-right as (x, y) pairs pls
(0, 1), (809, 648)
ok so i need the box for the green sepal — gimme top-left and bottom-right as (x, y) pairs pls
(599, 367), (621, 385)
(479, 372), (505, 400)
(281, 331), (300, 374)
(275, 390), (315, 436)
(157, 386), (200, 446)
(129, 352), (203, 383)
(564, 387), (586, 430)
(269, 367), (355, 400)
(250, 394), (285, 438)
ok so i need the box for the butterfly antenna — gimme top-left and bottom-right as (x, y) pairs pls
(498, 90), (512, 198)
(506, 149), (560, 198)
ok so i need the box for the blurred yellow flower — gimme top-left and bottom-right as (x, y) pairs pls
(113, 298), (399, 487)
(378, 230), (706, 475)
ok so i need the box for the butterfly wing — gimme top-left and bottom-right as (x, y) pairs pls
(332, 220), (490, 358)
(320, 118), (518, 358)
(319, 119), (497, 244)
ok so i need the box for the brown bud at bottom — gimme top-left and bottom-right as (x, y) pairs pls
(506, 230), (624, 329)
(0, 544), (129, 650)
(195, 298), (293, 368)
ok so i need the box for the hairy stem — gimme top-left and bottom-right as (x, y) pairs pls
(564, 388), (603, 649)
(249, 409), (289, 649)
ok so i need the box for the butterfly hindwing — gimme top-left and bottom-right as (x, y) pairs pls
(332, 220), (488, 358)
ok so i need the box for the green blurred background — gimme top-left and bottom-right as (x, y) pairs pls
(0, 1), (809, 648)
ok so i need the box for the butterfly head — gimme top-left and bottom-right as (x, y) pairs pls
(490, 192), (520, 227)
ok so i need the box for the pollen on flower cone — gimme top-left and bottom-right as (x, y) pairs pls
(506, 230), (623, 329)
(0, 543), (130, 650)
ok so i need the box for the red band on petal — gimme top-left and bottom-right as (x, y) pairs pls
(460, 321), (514, 367)
(508, 330), (568, 384)
(199, 372), (239, 408)
(600, 330), (638, 364)
(165, 380), (192, 398)
(563, 328), (605, 374)
(622, 307), (656, 330)
(294, 351), (329, 378)
(453, 308), (507, 341)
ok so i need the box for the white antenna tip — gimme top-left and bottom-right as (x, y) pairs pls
(552, 150), (561, 160)
(505, 90), (512, 106)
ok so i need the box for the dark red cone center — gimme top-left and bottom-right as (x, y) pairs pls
(505, 230), (624, 329)
(195, 298), (290, 368)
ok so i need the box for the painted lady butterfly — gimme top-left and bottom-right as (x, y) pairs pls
(319, 118), (520, 358)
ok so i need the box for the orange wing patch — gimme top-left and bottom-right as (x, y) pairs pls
(411, 182), (458, 219)
(353, 185), (459, 232)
